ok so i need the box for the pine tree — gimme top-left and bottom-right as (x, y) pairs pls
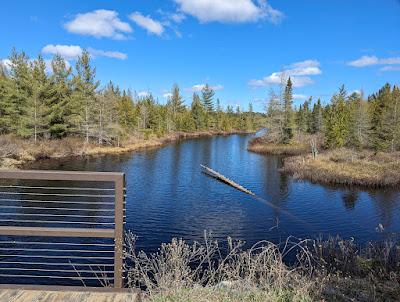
(74, 50), (99, 142)
(282, 77), (295, 144)
(29, 55), (49, 141)
(201, 84), (214, 112)
(47, 54), (72, 138)
(310, 98), (323, 134)
(8, 49), (32, 137)
(324, 85), (350, 148)
(191, 92), (204, 130)
(0, 62), (15, 133)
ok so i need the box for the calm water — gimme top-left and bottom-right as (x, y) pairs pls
(28, 133), (400, 251)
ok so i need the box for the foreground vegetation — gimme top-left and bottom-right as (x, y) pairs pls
(249, 77), (400, 187)
(124, 233), (400, 301)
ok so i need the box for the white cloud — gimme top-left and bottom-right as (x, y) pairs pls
(249, 59), (321, 88)
(170, 13), (186, 23)
(138, 91), (150, 98)
(190, 84), (224, 92)
(163, 92), (173, 99)
(293, 94), (308, 100)
(42, 44), (82, 60)
(0, 59), (12, 70)
(347, 55), (400, 67)
(42, 44), (127, 60)
(129, 12), (164, 36)
(64, 10), (132, 40)
(87, 48), (127, 60)
(380, 66), (400, 72)
(174, 0), (283, 24)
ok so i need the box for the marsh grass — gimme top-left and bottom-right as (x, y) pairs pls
(123, 233), (400, 301)
(283, 148), (400, 187)
(124, 232), (318, 301)
(247, 133), (323, 156)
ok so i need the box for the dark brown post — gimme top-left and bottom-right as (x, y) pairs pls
(113, 174), (125, 288)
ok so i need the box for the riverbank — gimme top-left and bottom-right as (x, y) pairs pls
(282, 148), (400, 187)
(247, 133), (322, 156)
(0, 130), (254, 169)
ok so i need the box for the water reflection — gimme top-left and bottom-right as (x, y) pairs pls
(25, 134), (400, 250)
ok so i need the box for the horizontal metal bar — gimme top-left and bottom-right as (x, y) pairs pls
(0, 254), (114, 260)
(0, 192), (114, 198)
(0, 185), (114, 191)
(0, 248), (114, 253)
(0, 205), (114, 212)
(0, 198), (115, 205)
(0, 261), (114, 267)
(0, 219), (115, 225)
(0, 213), (115, 219)
(0, 274), (114, 280)
(0, 241), (114, 247)
(0, 170), (124, 182)
(0, 267), (114, 274)
(0, 226), (115, 238)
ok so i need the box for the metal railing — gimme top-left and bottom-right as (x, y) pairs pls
(0, 170), (125, 289)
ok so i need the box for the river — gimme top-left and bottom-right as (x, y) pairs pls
(27, 132), (400, 252)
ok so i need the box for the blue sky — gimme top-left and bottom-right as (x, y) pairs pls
(1, 0), (400, 111)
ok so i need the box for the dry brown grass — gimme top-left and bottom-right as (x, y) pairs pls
(247, 133), (323, 156)
(125, 232), (316, 301)
(283, 148), (400, 187)
(0, 130), (253, 169)
(123, 233), (400, 301)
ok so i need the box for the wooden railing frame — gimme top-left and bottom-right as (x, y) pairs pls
(0, 170), (125, 289)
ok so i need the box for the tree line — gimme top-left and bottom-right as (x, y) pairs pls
(266, 77), (400, 152)
(0, 49), (260, 145)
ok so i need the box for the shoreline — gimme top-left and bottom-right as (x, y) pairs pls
(247, 137), (400, 188)
(1, 130), (254, 169)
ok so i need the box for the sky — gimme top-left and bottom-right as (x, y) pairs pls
(1, 0), (400, 111)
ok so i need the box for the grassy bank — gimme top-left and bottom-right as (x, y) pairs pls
(247, 133), (322, 156)
(0, 130), (253, 169)
(124, 234), (400, 302)
(282, 148), (400, 187)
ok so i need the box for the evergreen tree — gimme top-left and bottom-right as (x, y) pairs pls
(282, 77), (295, 143)
(29, 55), (49, 140)
(47, 54), (73, 138)
(0, 62), (15, 133)
(310, 98), (323, 134)
(191, 92), (204, 130)
(8, 49), (32, 137)
(324, 85), (350, 148)
(74, 50), (99, 142)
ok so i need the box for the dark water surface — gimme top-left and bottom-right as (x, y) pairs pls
(28, 133), (400, 251)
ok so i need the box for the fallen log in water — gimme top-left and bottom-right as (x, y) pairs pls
(200, 164), (255, 196)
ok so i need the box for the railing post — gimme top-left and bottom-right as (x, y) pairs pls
(114, 174), (125, 288)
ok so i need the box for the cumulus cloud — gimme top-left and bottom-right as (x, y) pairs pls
(64, 10), (132, 40)
(42, 44), (127, 60)
(189, 84), (224, 92)
(42, 45), (83, 60)
(129, 12), (164, 36)
(249, 59), (321, 88)
(174, 0), (283, 24)
(347, 55), (400, 67)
